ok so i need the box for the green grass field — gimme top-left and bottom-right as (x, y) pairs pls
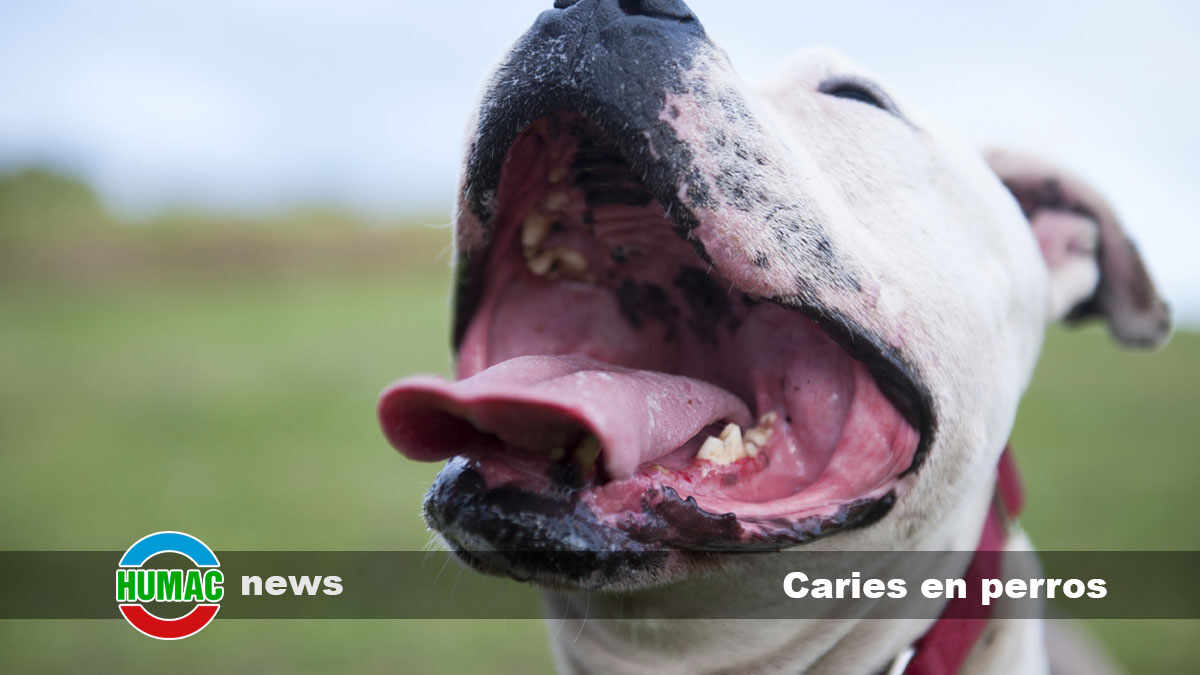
(0, 173), (1197, 672)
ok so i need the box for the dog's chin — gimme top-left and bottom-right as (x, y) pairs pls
(379, 111), (935, 590)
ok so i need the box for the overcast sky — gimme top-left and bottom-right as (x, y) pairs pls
(1, 1), (1197, 323)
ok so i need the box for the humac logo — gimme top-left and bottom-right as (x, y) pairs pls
(115, 531), (223, 640)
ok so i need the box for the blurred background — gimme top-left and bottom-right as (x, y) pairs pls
(0, 1), (1196, 672)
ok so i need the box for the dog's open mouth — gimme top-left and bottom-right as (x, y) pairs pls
(379, 113), (929, 558)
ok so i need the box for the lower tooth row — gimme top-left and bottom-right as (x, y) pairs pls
(696, 413), (777, 466)
(540, 435), (601, 476)
(574, 434), (602, 475)
(539, 413), (773, 480)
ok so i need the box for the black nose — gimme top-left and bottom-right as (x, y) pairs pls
(553, 0), (695, 22)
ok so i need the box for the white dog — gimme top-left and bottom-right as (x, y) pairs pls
(377, 1), (1170, 672)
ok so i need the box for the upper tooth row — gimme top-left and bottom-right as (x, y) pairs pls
(521, 213), (551, 252)
(696, 413), (777, 466)
(529, 247), (587, 278)
(521, 190), (589, 281)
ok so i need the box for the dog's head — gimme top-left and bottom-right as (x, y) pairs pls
(378, 0), (1170, 590)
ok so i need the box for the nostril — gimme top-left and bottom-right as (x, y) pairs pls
(618, 0), (694, 21)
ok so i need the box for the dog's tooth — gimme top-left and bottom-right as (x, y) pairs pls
(554, 248), (588, 276)
(574, 435), (602, 475)
(527, 249), (555, 276)
(718, 423), (741, 443)
(544, 190), (570, 211)
(698, 424), (749, 465)
(643, 463), (671, 478)
(528, 247), (588, 280)
(743, 414), (775, 455)
(548, 167), (568, 184)
(522, 213), (551, 253)
(548, 447), (565, 462)
(720, 423), (747, 461)
(744, 427), (770, 448)
(696, 435), (728, 464)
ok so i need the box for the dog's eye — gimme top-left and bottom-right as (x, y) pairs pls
(818, 78), (897, 115)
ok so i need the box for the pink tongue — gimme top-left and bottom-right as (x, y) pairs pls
(378, 354), (752, 479)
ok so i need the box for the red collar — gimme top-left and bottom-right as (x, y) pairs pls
(901, 447), (1024, 675)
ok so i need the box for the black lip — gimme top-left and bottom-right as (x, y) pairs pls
(424, 457), (668, 588)
(425, 456), (900, 587)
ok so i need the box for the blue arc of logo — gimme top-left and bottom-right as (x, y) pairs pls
(118, 531), (219, 567)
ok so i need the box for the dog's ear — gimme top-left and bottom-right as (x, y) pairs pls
(985, 148), (1171, 348)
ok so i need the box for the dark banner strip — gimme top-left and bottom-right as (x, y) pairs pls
(2, 551), (1197, 619)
